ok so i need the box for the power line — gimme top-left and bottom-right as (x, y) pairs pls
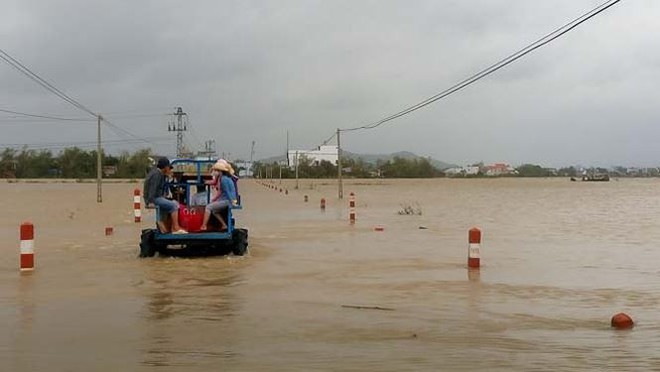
(340, 0), (622, 132)
(0, 108), (91, 121)
(102, 119), (156, 146)
(0, 137), (171, 150)
(0, 50), (157, 144)
(185, 114), (204, 151)
(0, 119), (94, 125)
(103, 113), (169, 119)
(0, 48), (98, 118)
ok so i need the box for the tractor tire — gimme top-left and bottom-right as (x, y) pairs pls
(139, 229), (158, 258)
(231, 228), (249, 256)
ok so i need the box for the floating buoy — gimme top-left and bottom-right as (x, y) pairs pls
(611, 313), (634, 330)
(304, 195), (308, 202)
(374, 225), (384, 232)
(468, 227), (481, 269)
(20, 222), (35, 271)
(105, 227), (114, 236)
(320, 198), (326, 210)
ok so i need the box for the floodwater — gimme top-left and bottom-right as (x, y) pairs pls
(1, 178), (660, 371)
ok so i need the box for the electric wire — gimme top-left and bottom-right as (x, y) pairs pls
(102, 119), (156, 146)
(185, 114), (204, 151)
(0, 49), (171, 149)
(0, 137), (171, 150)
(0, 108), (91, 121)
(0, 119), (95, 125)
(0, 48), (98, 117)
(339, 0), (622, 132)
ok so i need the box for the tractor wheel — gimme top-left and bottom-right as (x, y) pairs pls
(139, 229), (158, 258)
(231, 228), (249, 256)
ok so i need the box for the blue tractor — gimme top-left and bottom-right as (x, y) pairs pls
(139, 159), (248, 257)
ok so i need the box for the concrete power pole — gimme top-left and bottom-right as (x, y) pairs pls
(337, 128), (343, 199)
(168, 107), (188, 158)
(295, 150), (299, 189)
(250, 140), (255, 178)
(97, 114), (103, 203)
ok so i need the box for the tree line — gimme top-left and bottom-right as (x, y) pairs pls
(4, 146), (652, 179)
(253, 155), (444, 179)
(0, 147), (153, 178)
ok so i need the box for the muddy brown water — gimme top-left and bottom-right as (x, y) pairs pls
(1, 178), (660, 371)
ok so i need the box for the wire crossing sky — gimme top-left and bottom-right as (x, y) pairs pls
(1, 0), (655, 166)
(0, 48), (157, 148)
(338, 0), (622, 133)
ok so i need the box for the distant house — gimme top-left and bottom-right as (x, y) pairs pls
(483, 163), (516, 176)
(102, 166), (117, 177)
(233, 161), (254, 177)
(445, 166), (480, 177)
(287, 145), (338, 167)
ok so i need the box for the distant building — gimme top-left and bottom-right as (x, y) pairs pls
(445, 166), (480, 176)
(287, 145), (338, 167)
(233, 161), (254, 178)
(102, 166), (117, 177)
(482, 163), (516, 176)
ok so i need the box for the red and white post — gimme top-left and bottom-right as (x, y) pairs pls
(468, 227), (481, 269)
(20, 222), (35, 271)
(349, 192), (356, 224)
(133, 188), (142, 223)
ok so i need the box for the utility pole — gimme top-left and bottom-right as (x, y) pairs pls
(279, 163), (282, 184)
(168, 107), (187, 158)
(295, 150), (299, 189)
(200, 140), (216, 159)
(337, 128), (343, 199)
(250, 140), (255, 178)
(97, 114), (103, 203)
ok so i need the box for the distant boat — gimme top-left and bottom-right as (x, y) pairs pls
(582, 173), (610, 182)
(570, 177), (577, 182)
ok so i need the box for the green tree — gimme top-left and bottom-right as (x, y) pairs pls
(516, 164), (550, 177)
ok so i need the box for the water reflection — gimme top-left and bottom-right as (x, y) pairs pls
(138, 259), (244, 368)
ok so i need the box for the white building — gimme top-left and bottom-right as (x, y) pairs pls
(445, 166), (480, 176)
(287, 145), (338, 167)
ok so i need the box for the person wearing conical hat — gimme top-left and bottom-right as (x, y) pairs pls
(200, 160), (237, 231)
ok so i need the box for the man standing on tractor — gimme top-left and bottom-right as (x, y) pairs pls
(143, 157), (187, 234)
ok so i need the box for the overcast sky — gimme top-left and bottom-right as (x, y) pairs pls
(1, 0), (657, 167)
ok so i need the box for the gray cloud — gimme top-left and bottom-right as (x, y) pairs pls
(1, 0), (657, 166)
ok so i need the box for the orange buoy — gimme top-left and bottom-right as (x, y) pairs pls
(611, 313), (634, 330)
(374, 225), (384, 232)
(320, 198), (326, 210)
(105, 227), (114, 236)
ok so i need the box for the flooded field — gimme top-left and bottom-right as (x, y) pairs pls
(1, 178), (660, 371)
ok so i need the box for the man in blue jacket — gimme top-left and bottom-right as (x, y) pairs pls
(143, 157), (187, 234)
